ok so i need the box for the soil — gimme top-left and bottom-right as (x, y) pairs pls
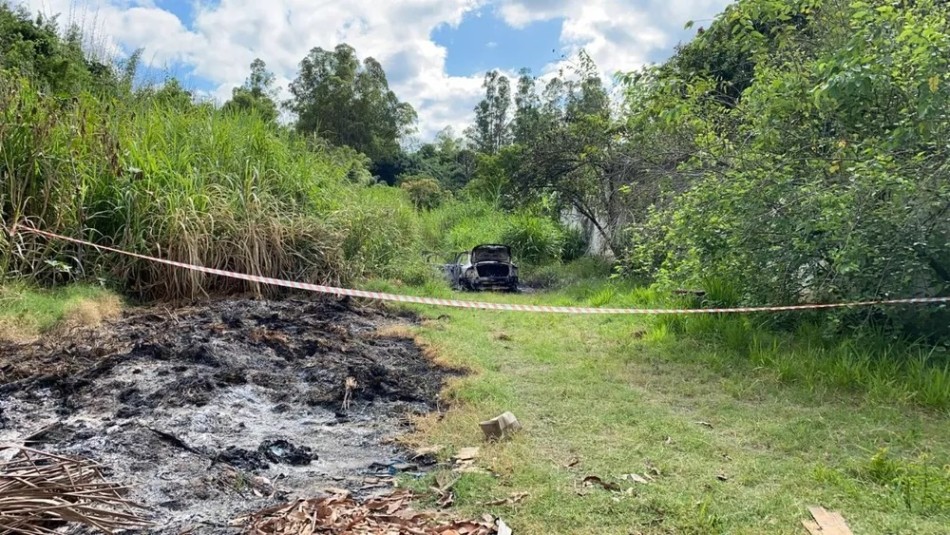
(0, 297), (459, 534)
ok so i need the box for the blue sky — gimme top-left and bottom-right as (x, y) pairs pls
(18, 0), (731, 138)
(432, 7), (564, 77)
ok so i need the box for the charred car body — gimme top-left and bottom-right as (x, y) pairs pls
(443, 244), (519, 291)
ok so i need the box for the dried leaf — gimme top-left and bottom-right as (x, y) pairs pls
(620, 473), (651, 484)
(236, 488), (503, 535)
(437, 491), (455, 509)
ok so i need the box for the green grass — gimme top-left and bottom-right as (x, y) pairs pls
(387, 280), (950, 534)
(0, 282), (121, 339)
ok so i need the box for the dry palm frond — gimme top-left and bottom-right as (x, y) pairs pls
(0, 444), (150, 534)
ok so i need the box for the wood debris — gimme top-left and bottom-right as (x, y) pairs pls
(0, 444), (150, 535)
(802, 506), (853, 535)
(236, 489), (508, 534)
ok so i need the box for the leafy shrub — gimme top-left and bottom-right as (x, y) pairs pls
(518, 264), (562, 289)
(500, 214), (564, 265)
(622, 0), (950, 342)
(332, 186), (421, 279)
(399, 174), (450, 210)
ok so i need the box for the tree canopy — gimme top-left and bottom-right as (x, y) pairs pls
(223, 59), (279, 123)
(286, 44), (416, 169)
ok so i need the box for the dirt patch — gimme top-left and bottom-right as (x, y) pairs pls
(0, 297), (459, 533)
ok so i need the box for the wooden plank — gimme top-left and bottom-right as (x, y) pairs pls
(802, 507), (853, 535)
(802, 519), (823, 535)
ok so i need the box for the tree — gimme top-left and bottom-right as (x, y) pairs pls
(399, 174), (449, 210)
(152, 77), (194, 109)
(223, 58), (279, 123)
(468, 70), (512, 154)
(401, 126), (477, 191)
(0, 4), (118, 95)
(286, 44), (416, 166)
(512, 68), (543, 145)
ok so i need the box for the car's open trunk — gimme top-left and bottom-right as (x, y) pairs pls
(476, 264), (510, 277)
(471, 245), (511, 264)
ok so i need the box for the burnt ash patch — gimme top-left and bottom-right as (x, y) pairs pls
(0, 298), (459, 534)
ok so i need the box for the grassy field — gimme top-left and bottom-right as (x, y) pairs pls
(2, 276), (947, 533)
(383, 281), (950, 534)
(0, 283), (121, 341)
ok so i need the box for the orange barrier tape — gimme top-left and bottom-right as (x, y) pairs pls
(11, 225), (950, 315)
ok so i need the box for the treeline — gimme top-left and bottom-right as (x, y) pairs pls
(417, 0), (949, 341)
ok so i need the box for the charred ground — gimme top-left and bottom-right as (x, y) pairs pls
(0, 297), (460, 533)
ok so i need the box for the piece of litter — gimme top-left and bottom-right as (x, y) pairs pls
(412, 445), (445, 458)
(479, 412), (522, 440)
(454, 447), (480, 461)
(802, 506), (853, 535)
(496, 518), (513, 535)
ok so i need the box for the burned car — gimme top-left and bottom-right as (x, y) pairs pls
(443, 244), (519, 292)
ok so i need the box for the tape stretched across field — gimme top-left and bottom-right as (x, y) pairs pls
(11, 225), (950, 315)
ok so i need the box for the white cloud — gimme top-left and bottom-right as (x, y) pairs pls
(499, 0), (730, 77)
(15, 0), (729, 140)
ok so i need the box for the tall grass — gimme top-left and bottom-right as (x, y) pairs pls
(0, 74), (418, 298)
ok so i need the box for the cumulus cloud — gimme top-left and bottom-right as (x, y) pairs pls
(499, 0), (729, 76)
(16, 0), (729, 139)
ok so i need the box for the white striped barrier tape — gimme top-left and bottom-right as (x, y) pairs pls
(11, 225), (950, 315)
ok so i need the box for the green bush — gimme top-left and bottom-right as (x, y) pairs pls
(399, 174), (450, 210)
(622, 0), (950, 342)
(500, 214), (565, 265)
